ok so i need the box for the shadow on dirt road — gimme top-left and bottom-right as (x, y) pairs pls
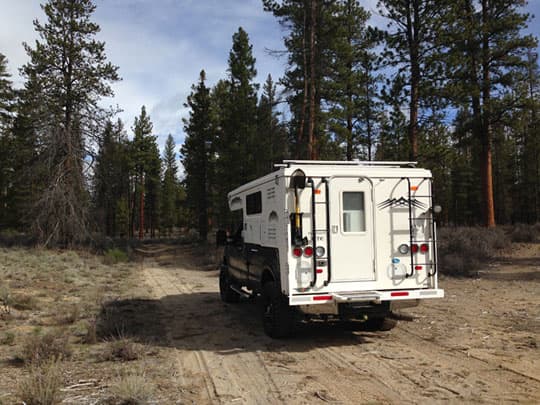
(96, 291), (391, 354)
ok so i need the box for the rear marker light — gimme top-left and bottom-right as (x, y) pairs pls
(415, 265), (423, 270)
(293, 247), (302, 257)
(391, 292), (409, 297)
(304, 246), (314, 257)
(411, 244), (419, 253)
(316, 269), (323, 274)
(420, 244), (429, 253)
(313, 295), (332, 301)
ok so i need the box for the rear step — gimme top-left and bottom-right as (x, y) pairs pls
(332, 291), (381, 303)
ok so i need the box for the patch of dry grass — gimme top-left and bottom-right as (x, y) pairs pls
(0, 246), (160, 403)
(20, 330), (71, 365)
(101, 337), (144, 362)
(17, 360), (64, 405)
(108, 371), (155, 405)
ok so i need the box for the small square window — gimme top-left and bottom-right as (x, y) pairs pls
(343, 192), (365, 232)
(246, 191), (262, 215)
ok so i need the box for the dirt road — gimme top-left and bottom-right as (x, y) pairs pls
(139, 244), (539, 404)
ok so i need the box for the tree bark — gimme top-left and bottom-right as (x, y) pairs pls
(139, 174), (144, 240)
(481, 0), (496, 227)
(308, 0), (317, 160)
(298, 4), (308, 159)
(406, 0), (420, 161)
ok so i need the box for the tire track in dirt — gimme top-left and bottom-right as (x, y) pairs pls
(142, 260), (220, 404)
(142, 258), (284, 404)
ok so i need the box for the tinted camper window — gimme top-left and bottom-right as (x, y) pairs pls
(246, 191), (262, 215)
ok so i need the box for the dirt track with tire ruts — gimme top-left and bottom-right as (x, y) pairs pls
(138, 243), (540, 404)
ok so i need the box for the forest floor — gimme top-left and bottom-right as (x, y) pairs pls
(0, 242), (539, 404)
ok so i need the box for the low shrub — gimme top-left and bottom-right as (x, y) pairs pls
(12, 293), (39, 311)
(54, 303), (80, 325)
(0, 284), (12, 313)
(101, 337), (143, 362)
(20, 330), (71, 365)
(109, 372), (154, 405)
(80, 318), (97, 344)
(510, 223), (539, 243)
(1, 331), (15, 345)
(438, 226), (509, 276)
(17, 360), (64, 405)
(103, 248), (129, 265)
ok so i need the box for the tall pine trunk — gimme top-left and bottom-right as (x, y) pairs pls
(308, 0), (317, 160)
(481, 0), (496, 227)
(139, 174), (144, 239)
(406, 0), (420, 161)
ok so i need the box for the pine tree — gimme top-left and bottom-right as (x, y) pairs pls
(0, 52), (14, 228)
(256, 74), (288, 175)
(131, 106), (159, 239)
(0, 52), (13, 130)
(441, 0), (536, 226)
(93, 119), (130, 236)
(213, 28), (260, 226)
(181, 70), (214, 241)
(377, 0), (443, 161)
(161, 134), (179, 236)
(20, 0), (119, 245)
(325, 1), (380, 161)
(263, 0), (333, 159)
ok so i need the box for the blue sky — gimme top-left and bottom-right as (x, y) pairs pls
(0, 0), (539, 154)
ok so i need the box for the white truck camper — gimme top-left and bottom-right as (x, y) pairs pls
(217, 160), (444, 338)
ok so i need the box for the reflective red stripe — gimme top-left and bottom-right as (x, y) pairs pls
(391, 291), (409, 297)
(313, 295), (332, 301)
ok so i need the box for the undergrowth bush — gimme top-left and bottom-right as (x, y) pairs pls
(103, 248), (129, 265)
(20, 329), (71, 365)
(438, 226), (509, 276)
(101, 337), (143, 362)
(510, 223), (539, 243)
(109, 372), (154, 405)
(17, 360), (63, 405)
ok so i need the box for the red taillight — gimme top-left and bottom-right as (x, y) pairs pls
(313, 295), (332, 301)
(316, 268), (323, 274)
(420, 243), (429, 253)
(304, 246), (313, 257)
(391, 291), (409, 297)
(411, 244), (419, 253)
(415, 265), (423, 270)
(293, 247), (302, 257)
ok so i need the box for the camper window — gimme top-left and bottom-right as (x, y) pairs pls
(342, 192), (366, 232)
(246, 191), (262, 215)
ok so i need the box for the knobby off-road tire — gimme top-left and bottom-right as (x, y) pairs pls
(262, 281), (294, 338)
(363, 316), (395, 331)
(219, 266), (240, 303)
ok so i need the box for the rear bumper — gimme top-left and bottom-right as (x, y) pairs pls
(290, 288), (444, 306)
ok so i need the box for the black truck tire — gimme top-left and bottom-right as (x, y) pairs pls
(219, 266), (240, 303)
(261, 281), (294, 338)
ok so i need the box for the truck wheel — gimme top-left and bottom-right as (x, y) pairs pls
(219, 266), (240, 303)
(363, 316), (395, 331)
(262, 281), (293, 338)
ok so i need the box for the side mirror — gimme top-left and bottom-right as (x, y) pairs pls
(432, 205), (442, 214)
(216, 229), (227, 246)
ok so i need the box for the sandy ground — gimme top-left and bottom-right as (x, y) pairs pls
(137, 243), (540, 404)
